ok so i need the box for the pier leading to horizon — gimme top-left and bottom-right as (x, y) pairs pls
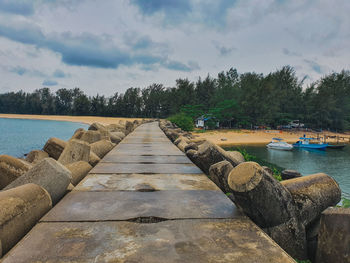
(2, 122), (294, 262)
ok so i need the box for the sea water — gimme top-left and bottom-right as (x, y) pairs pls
(0, 118), (88, 157)
(228, 145), (350, 199)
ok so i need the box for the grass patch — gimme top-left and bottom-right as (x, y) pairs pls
(193, 129), (207, 133)
(225, 147), (284, 181)
(337, 198), (350, 208)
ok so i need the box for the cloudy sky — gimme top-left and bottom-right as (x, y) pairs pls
(0, 0), (349, 95)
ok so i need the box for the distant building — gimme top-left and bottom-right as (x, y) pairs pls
(195, 115), (219, 129)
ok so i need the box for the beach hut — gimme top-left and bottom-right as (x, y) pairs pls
(195, 115), (219, 129)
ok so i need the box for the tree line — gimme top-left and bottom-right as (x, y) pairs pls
(1, 66), (350, 131)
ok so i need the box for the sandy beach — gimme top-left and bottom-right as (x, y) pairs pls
(1, 114), (349, 146)
(0, 114), (146, 126)
(192, 129), (350, 146)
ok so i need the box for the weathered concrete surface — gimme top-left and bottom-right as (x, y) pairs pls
(107, 146), (185, 156)
(0, 184), (52, 255)
(58, 139), (90, 165)
(1, 220), (295, 263)
(75, 173), (219, 191)
(4, 158), (71, 204)
(316, 207), (350, 263)
(41, 190), (240, 222)
(90, 162), (203, 174)
(102, 154), (192, 164)
(2, 122), (294, 262)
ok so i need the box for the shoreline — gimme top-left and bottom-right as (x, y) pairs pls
(192, 129), (350, 147)
(0, 114), (146, 126)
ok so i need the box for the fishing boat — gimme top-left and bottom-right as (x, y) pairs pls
(293, 137), (328, 150)
(327, 144), (346, 149)
(267, 138), (293, 151)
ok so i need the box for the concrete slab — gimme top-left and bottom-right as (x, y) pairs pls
(113, 143), (179, 151)
(2, 220), (295, 263)
(105, 147), (184, 156)
(74, 173), (220, 191)
(121, 137), (170, 144)
(101, 154), (192, 164)
(41, 190), (240, 222)
(90, 163), (203, 174)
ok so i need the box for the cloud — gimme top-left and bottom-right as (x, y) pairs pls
(0, 20), (197, 72)
(130, 0), (192, 16)
(42, 79), (58, 86)
(130, 0), (237, 27)
(0, 0), (34, 16)
(197, 0), (237, 27)
(53, 69), (67, 78)
(213, 42), (236, 56)
(162, 60), (200, 72)
(9, 66), (27, 75)
(7, 65), (46, 77)
(304, 59), (325, 74)
(282, 48), (301, 57)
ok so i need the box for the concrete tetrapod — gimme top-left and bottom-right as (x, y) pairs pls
(4, 158), (72, 204)
(65, 161), (92, 186)
(43, 137), (67, 160)
(281, 173), (341, 226)
(90, 140), (115, 159)
(0, 155), (32, 189)
(58, 139), (90, 165)
(25, 150), (49, 164)
(227, 161), (307, 259)
(89, 151), (100, 167)
(186, 141), (243, 174)
(316, 207), (350, 263)
(0, 184), (52, 255)
(79, 130), (103, 144)
(208, 160), (234, 194)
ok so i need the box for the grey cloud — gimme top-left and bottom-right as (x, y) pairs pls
(282, 48), (301, 57)
(304, 59), (325, 74)
(9, 66), (26, 75)
(130, 0), (192, 17)
(42, 79), (58, 86)
(0, 0), (34, 15)
(0, 21), (197, 72)
(162, 60), (200, 72)
(213, 42), (236, 56)
(130, 0), (237, 27)
(53, 69), (68, 78)
(8, 65), (46, 77)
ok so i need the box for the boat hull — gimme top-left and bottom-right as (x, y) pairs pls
(327, 145), (346, 149)
(293, 144), (328, 150)
(267, 144), (293, 151)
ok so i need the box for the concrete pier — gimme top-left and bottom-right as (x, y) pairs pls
(2, 122), (295, 262)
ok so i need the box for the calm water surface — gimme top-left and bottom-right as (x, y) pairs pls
(0, 118), (88, 157)
(234, 145), (350, 199)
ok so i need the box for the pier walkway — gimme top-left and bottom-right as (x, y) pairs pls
(2, 122), (294, 262)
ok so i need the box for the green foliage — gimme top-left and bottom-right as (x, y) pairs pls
(295, 260), (312, 263)
(168, 113), (194, 131)
(180, 104), (204, 120)
(1, 67), (350, 132)
(340, 198), (350, 208)
(209, 99), (238, 122)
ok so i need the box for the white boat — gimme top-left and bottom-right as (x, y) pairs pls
(267, 138), (293, 151)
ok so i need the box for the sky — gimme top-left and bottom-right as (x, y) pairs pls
(0, 0), (349, 96)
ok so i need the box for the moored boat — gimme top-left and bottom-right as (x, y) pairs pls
(327, 144), (346, 149)
(267, 138), (293, 151)
(293, 137), (328, 150)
